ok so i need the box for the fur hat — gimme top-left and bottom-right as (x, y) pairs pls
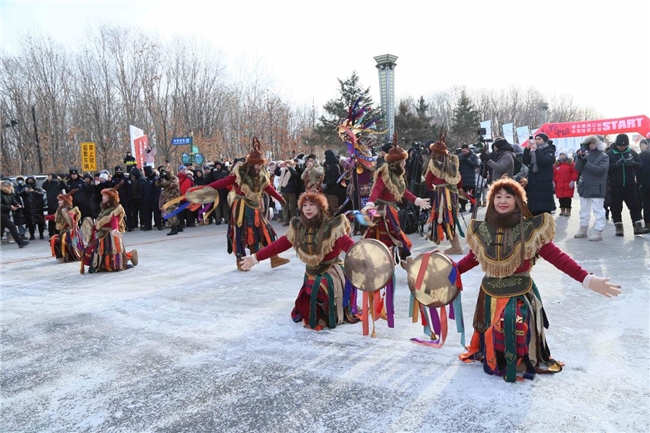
(429, 131), (449, 155)
(69, 168), (79, 176)
(535, 133), (549, 143)
(99, 173), (109, 181)
(246, 137), (266, 166)
(114, 166), (123, 174)
(298, 189), (329, 213)
(383, 132), (407, 163)
(101, 187), (120, 204)
(614, 134), (629, 147)
(581, 135), (605, 151)
(57, 192), (74, 207)
(485, 177), (533, 220)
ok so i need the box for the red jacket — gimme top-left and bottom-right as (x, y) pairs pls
(177, 173), (194, 195)
(207, 174), (283, 203)
(368, 174), (416, 204)
(255, 233), (355, 262)
(553, 161), (578, 199)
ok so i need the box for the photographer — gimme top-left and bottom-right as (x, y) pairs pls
(458, 144), (480, 213)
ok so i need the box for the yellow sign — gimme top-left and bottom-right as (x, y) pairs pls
(80, 142), (97, 172)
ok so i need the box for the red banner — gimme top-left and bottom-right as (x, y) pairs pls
(535, 115), (650, 140)
(133, 135), (148, 168)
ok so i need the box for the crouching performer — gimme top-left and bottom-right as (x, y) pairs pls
(81, 186), (138, 273)
(45, 191), (84, 263)
(241, 190), (359, 330)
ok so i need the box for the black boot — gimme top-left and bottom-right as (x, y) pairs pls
(167, 226), (178, 236)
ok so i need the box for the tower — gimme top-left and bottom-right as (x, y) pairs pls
(374, 54), (398, 139)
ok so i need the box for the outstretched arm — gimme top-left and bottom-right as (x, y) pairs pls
(241, 236), (292, 270)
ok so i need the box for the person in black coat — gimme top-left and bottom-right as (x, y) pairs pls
(130, 167), (145, 229)
(66, 169), (92, 223)
(19, 176), (46, 240)
(322, 150), (346, 212)
(1, 180), (29, 248)
(606, 134), (649, 235)
(638, 139), (650, 227)
(458, 144), (479, 212)
(522, 133), (556, 215)
(110, 166), (133, 231)
(42, 173), (65, 236)
(207, 161), (230, 225)
(140, 165), (159, 231)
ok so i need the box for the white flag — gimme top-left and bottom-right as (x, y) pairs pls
(516, 126), (530, 146)
(502, 123), (514, 144)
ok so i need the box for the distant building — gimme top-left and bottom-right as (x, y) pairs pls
(374, 54), (398, 139)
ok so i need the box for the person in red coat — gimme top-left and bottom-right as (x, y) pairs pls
(553, 149), (579, 217)
(207, 137), (289, 271)
(456, 177), (620, 383)
(362, 142), (430, 266)
(240, 190), (359, 330)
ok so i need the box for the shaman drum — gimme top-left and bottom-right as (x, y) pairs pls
(185, 186), (220, 206)
(81, 217), (94, 244)
(344, 238), (394, 292)
(407, 251), (459, 308)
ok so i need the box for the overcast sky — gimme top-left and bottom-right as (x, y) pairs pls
(2, 0), (649, 120)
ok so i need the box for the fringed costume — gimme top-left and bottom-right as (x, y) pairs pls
(253, 192), (359, 330)
(425, 132), (463, 246)
(456, 178), (592, 382)
(207, 137), (289, 270)
(45, 193), (84, 262)
(82, 187), (137, 273)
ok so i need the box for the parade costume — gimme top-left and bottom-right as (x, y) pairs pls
(81, 186), (137, 273)
(45, 192), (84, 262)
(456, 178), (620, 382)
(207, 137), (289, 270)
(245, 191), (359, 330)
(425, 131), (464, 254)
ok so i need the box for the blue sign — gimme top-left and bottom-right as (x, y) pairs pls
(171, 137), (193, 145)
(194, 153), (204, 166)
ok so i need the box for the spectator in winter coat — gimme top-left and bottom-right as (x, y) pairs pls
(110, 167), (133, 231)
(1, 180), (29, 248)
(144, 147), (156, 167)
(140, 165), (159, 231)
(458, 144), (480, 212)
(67, 169), (92, 223)
(322, 150), (346, 212)
(486, 138), (515, 182)
(275, 160), (299, 226)
(301, 154), (325, 192)
(124, 151), (137, 171)
(41, 173), (65, 237)
(19, 176), (46, 240)
(92, 172), (112, 219)
(607, 134), (650, 236)
(574, 135), (609, 241)
(638, 139), (650, 227)
(522, 133), (556, 216)
(130, 167), (145, 229)
(553, 150), (579, 217)
(206, 161), (230, 225)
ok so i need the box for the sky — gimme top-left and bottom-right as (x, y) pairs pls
(1, 0), (649, 121)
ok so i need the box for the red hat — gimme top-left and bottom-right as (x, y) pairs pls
(246, 137), (266, 166)
(384, 132), (408, 163)
(430, 130), (449, 154)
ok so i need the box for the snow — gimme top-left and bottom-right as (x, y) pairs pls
(1, 209), (649, 432)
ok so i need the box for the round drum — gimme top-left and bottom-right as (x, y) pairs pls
(81, 217), (94, 244)
(344, 238), (394, 292)
(407, 251), (459, 308)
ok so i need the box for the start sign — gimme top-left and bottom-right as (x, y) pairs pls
(80, 142), (97, 172)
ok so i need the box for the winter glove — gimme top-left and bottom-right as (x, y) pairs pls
(569, 180), (575, 189)
(363, 201), (376, 211)
(582, 275), (622, 298)
(240, 254), (258, 271)
(414, 197), (431, 210)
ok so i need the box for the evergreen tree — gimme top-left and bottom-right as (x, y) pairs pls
(394, 97), (433, 145)
(315, 71), (375, 147)
(450, 90), (480, 149)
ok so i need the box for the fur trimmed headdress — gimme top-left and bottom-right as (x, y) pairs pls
(101, 187), (120, 204)
(384, 132), (408, 163)
(57, 190), (76, 207)
(246, 137), (266, 166)
(298, 189), (329, 213)
(430, 130), (449, 154)
(485, 177), (532, 220)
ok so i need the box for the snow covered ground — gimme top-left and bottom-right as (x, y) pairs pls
(2, 209), (649, 433)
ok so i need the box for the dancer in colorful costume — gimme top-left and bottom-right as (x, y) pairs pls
(207, 137), (290, 271)
(241, 190), (359, 330)
(81, 186), (138, 273)
(45, 191), (84, 262)
(425, 131), (464, 254)
(456, 177), (621, 382)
